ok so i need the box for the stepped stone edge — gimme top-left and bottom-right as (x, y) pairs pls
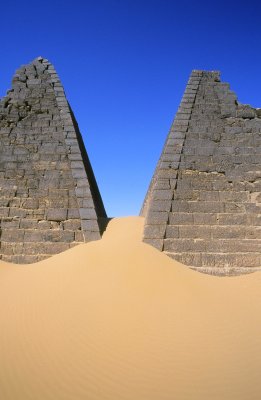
(141, 70), (206, 250)
(36, 57), (107, 240)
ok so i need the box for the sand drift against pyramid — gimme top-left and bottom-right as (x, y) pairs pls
(141, 70), (261, 276)
(0, 57), (107, 263)
(1, 60), (261, 275)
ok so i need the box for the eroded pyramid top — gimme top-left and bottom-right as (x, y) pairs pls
(0, 57), (107, 263)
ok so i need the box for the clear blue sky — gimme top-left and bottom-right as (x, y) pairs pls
(1, 0), (261, 217)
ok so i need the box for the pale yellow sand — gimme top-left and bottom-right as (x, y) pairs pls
(1, 217), (261, 399)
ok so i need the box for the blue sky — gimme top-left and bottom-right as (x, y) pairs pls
(1, 0), (261, 217)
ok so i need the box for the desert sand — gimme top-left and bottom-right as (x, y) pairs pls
(1, 216), (261, 399)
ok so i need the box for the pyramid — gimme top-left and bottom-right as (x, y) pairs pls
(0, 57), (107, 263)
(141, 70), (261, 276)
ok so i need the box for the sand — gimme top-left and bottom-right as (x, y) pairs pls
(1, 216), (261, 399)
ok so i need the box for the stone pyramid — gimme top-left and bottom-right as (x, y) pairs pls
(0, 57), (107, 263)
(141, 70), (261, 276)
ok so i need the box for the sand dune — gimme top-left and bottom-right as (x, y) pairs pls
(1, 217), (261, 399)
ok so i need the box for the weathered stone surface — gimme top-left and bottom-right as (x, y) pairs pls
(141, 70), (261, 276)
(0, 57), (107, 263)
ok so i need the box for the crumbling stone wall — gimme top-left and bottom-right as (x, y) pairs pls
(0, 57), (106, 263)
(141, 70), (261, 275)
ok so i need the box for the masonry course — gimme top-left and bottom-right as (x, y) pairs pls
(0, 57), (107, 263)
(141, 70), (261, 276)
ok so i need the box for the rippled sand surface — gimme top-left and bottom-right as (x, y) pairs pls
(1, 216), (261, 400)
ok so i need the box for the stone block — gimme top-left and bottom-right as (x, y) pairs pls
(157, 169), (178, 178)
(224, 203), (246, 213)
(48, 189), (69, 198)
(143, 238), (163, 251)
(83, 231), (101, 242)
(20, 219), (39, 229)
(180, 253), (202, 267)
(46, 208), (68, 221)
(150, 200), (172, 212)
(218, 213), (247, 225)
(143, 224), (166, 239)
(0, 207), (9, 217)
(169, 213), (193, 225)
(174, 189), (199, 201)
(154, 180), (170, 190)
(160, 161), (179, 169)
(189, 201), (225, 213)
(43, 242), (70, 255)
(81, 219), (100, 232)
(42, 230), (75, 242)
(193, 212), (218, 225)
(245, 227), (261, 239)
(75, 187), (92, 198)
(165, 225), (179, 238)
(1, 229), (25, 242)
(212, 226), (246, 239)
(164, 238), (206, 252)
(79, 208), (96, 219)
(71, 161), (83, 169)
(0, 242), (24, 255)
(1, 218), (20, 229)
(22, 198), (39, 209)
(71, 169), (86, 179)
(152, 190), (173, 201)
(24, 230), (44, 242)
(179, 225), (211, 239)
(63, 219), (82, 230)
(9, 208), (27, 218)
(75, 231), (84, 242)
(67, 208), (80, 219)
(78, 198), (95, 208)
(146, 211), (168, 224)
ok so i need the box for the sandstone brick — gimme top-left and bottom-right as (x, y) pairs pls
(169, 213), (193, 225)
(22, 198), (39, 209)
(180, 253), (202, 267)
(193, 212), (218, 225)
(152, 190), (173, 200)
(43, 242), (71, 254)
(20, 219), (39, 229)
(78, 198), (95, 208)
(63, 219), (81, 230)
(1, 229), (25, 242)
(46, 208), (67, 221)
(83, 231), (101, 242)
(68, 208), (80, 219)
(150, 200), (172, 212)
(79, 208), (96, 219)
(35, 220), (52, 229)
(81, 220), (100, 232)
(146, 211), (168, 224)
(75, 231), (84, 242)
(143, 224), (166, 239)
(9, 208), (26, 218)
(42, 230), (75, 242)
(143, 238), (163, 251)
(0, 242), (24, 255)
(1, 218), (20, 228)
(179, 225), (211, 239)
(165, 225), (179, 238)
(0, 207), (9, 217)
(212, 225), (246, 239)
(1, 254), (39, 264)
(24, 230), (44, 242)
(75, 187), (92, 198)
